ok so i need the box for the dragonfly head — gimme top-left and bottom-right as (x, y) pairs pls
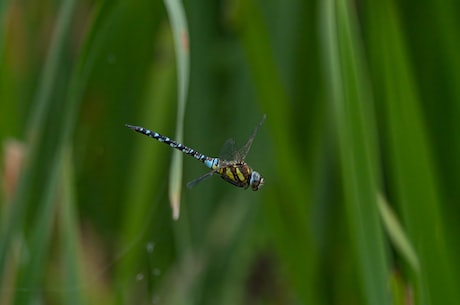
(249, 171), (264, 191)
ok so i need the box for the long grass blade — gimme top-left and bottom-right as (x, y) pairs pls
(320, 1), (390, 304)
(163, 0), (190, 220)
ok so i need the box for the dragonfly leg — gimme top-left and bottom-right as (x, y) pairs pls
(186, 170), (218, 189)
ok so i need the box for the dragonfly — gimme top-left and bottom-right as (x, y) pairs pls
(125, 115), (266, 191)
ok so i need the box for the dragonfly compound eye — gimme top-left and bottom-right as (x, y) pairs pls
(250, 171), (264, 191)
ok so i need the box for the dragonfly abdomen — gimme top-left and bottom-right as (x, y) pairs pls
(125, 124), (213, 163)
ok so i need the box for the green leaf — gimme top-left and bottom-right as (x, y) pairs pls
(163, 0), (190, 220)
(320, 0), (390, 304)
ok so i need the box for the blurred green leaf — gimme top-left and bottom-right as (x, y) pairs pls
(377, 193), (419, 272)
(363, 0), (460, 303)
(0, 0), (78, 295)
(320, 1), (389, 304)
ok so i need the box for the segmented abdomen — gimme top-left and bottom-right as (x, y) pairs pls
(125, 124), (214, 164)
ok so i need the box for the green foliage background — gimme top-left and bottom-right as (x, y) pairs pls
(1, 0), (459, 304)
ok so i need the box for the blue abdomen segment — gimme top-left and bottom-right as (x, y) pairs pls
(204, 158), (220, 170)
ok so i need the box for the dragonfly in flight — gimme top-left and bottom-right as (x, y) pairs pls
(125, 115), (266, 190)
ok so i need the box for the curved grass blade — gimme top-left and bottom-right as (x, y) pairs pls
(163, 0), (190, 220)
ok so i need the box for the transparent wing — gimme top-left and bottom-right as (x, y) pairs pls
(219, 138), (239, 161)
(237, 114), (266, 160)
(186, 170), (217, 189)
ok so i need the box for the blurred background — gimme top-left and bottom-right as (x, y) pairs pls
(1, 0), (460, 304)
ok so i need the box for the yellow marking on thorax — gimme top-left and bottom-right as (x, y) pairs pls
(235, 167), (246, 182)
(216, 162), (252, 188)
(225, 167), (236, 181)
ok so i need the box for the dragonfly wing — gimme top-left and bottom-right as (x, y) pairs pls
(238, 114), (266, 160)
(186, 170), (217, 189)
(219, 138), (240, 161)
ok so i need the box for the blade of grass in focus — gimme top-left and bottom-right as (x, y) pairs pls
(320, 1), (389, 304)
(163, 0), (190, 220)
